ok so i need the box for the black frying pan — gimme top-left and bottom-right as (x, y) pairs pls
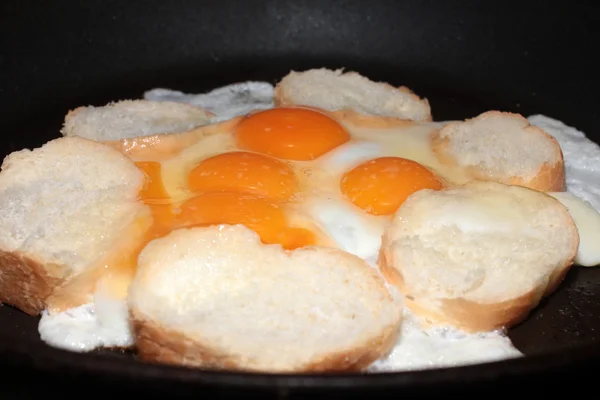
(1, 1), (599, 398)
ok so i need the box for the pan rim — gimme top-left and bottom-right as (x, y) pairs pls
(1, 329), (597, 388)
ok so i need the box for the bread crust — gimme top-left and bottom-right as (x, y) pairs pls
(64, 101), (214, 125)
(0, 208), (153, 317)
(131, 310), (400, 373)
(0, 135), (153, 318)
(377, 186), (578, 332)
(0, 251), (66, 315)
(62, 100), (215, 140)
(431, 111), (567, 192)
(273, 69), (432, 122)
(128, 226), (403, 373)
(379, 256), (541, 332)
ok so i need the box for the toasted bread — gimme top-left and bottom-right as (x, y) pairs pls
(432, 111), (566, 192)
(0, 136), (151, 315)
(274, 68), (432, 122)
(61, 99), (214, 142)
(379, 181), (579, 332)
(128, 225), (403, 373)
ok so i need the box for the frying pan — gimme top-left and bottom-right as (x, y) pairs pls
(1, 0), (599, 397)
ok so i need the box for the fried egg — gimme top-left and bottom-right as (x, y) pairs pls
(129, 106), (453, 266)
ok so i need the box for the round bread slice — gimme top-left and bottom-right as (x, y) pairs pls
(61, 99), (214, 142)
(379, 181), (579, 332)
(274, 68), (432, 122)
(432, 111), (566, 192)
(128, 224), (403, 373)
(0, 136), (150, 315)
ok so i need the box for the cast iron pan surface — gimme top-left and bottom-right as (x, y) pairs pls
(1, 1), (599, 398)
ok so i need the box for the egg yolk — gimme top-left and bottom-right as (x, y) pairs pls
(175, 191), (315, 250)
(234, 107), (350, 161)
(187, 151), (298, 201)
(341, 157), (443, 215)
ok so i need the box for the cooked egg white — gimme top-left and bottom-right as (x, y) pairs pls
(38, 290), (132, 352)
(304, 197), (387, 263)
(368, 309), (522, 372)
(548, 191), (600, 266)
(341, 121), (466, 182)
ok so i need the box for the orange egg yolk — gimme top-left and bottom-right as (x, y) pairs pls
(187, 151), (298, 201)
(137, 156), (313, 250)
(340, 157), (443, 215)
(234, 107), (350, 161)
(175, 192), (315, 250)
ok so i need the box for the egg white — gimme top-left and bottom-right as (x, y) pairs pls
(548, 191), (600, 267)
(368, 309), (522, 372)
(38, 289), (132, 352)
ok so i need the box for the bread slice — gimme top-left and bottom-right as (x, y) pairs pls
(274, 68), (432, 122)
(432, 111), (566, 192)
(0, 136), (151, 315)
(379, 181), (579, 332)
(128, 224), (403, 373)
(61, 99), (214, 142)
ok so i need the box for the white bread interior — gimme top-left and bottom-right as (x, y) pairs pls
(0, 136), (150, 315)
(274, 68), (432, 122)
(61, 99), (214, 142)
(128, 224), (403, 373)
(379, 181), (579, 332)
(432, 111), (566, 192)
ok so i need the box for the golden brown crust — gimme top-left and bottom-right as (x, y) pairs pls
(45, 266), (104, 314)
(378, 219), (577, 332)
(0, 251), (67, 315)
(543, 257), (574, 296)
(379, 248), (536, 332)
(273, 71), (432, 123)
(433, 133), (566, 192)
(63, 101), (215, 141)
(64, 102), (214, 125)
(431, 111), (567, 192)
(131, 310), (400, 373)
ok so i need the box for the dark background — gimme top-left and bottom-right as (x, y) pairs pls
(2, 1), (598, 146)
(1, 0), (599, 398)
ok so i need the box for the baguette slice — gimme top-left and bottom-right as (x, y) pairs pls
(128, 224), (403, 373)
(379, 181), (579, 332)
(61, 99), (214, 142)
(274, 68), (432, 123)
(432, 111), (566, 192)
(0, 136), (150, 315)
